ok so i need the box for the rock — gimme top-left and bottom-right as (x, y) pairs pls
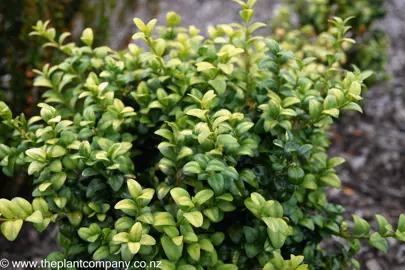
(366, 259), (382, 270)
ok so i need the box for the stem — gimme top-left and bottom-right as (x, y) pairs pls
(146, 37), (166, 73)
(244, 21), (252, 96)
(176, 216), (185, 227)
(337, 233), (370, 240)
(10, 121), (33, 142)
(337, 232), (396, 241)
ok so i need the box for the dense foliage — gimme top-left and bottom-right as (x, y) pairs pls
(0, 0), (139, 198)
(272, 0), (388, 82)
(0, 1), (403, 269)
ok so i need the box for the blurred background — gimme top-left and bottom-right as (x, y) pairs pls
(0, 0), (404, 269)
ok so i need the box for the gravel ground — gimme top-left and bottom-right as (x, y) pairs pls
(1, 0), (405, 269)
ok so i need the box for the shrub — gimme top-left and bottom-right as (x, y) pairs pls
(0, 0), (142, 200)
(0, 0), (93, 199)
(272, 0), (388, 82)
(0, 1), (403, 269)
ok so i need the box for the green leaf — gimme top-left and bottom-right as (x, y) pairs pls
(154, 212), (176, 226)
(155, 129), (174, 141)
(172, 235), (183, 246)
(158, 142), (176, 160)
(187, 243), (200, 261)
(136, 188), (155, 207)
(322, 108), (339, 118)
(34, 77), (53, 88)
(239, 169), (258, 188)
(279, 108), (297, 117)
(133, 18), (146, 32)
(1, 219), (23, 241)
(183, 211), (203, 228)
(245, 242), (260, 258)
(11, 197), (32, 218)
(206, 160), (226, 172)
(193, 189), (214, 206)
(115, 199), (137, 216)
(207, 174), (224, 194)
(140, 234), (156, 246)
(320, 173), (341, 188)
(32, 197), (49, 214)
(112, 232), (130, 243)
(309, 99), (322, 118)
(128, 242), (141, 254)
(325, 221), (340, 233)
(26, 148), (46, 162)
(157, 184), (173, 200)
(349, 81), (361, 96)
(28, 161), (47, 175)
(93, 245), (110, 260)
(78, 224), (101, 243)
(48, 160), (63, 172)
(51, 172), (67, 190)
(177, 146), (193, 160)
(186, 108), (208, 121)
(110, 175), (124, 192)
(368, 232), (388, 254)
(342, 101), (363, 113)
(67, 211), (83, 227)
(81, 28), (94, 46)
(263, 262), (276, 270)
(375, 215), (390, 235)
(301, 174), (317, 190)
(327, 157), (345, 168)
(288, 167), (304, 185)
(25, 210), (43, 224)
(210, 232), (225, 246)
(160, 260), (176, 270)
(170, 188), (191, 204)
(183, 161), (203, 175)
(129, 222), (143, 242)
(161, 236), (183, 261)
(267, 227), (287, 249)
(217, 264), (238, 270)
(49, 145), (67, 158)
(298, 144), (312, 156)
(351, 259), (360, 270)
(198, 238), (214, 252)
(166, 11), (181, 27)
(203, 207), (221, 222)
(217, 134), (238, 146)
(0, 101), (12, 120)
(261, 200), (283, 218)
(154, 38), (166, 57)
(235, 122), (254, 136)
(218, 63), (234, 75)
(262, 217), (279, 232)
(299, 218), (315, 231)
(250, 192), (265, 207)
(196, 62), (215, 72)
(243, 226), (258, 243)
(54, 197), (67, 209)
(145, 19), (157, 36)
(398, 214), (405, 233)
(209, 79), (227, 95)
(138, 211), (154, 225)
(240, 8), (254, 23)
(127, 179), (143, 199)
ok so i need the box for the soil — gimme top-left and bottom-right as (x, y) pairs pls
(1, 0), (405, 269)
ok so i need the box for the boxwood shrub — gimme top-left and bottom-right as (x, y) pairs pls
(272, 0), (388, 82)
(0, 1), (403, 269)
